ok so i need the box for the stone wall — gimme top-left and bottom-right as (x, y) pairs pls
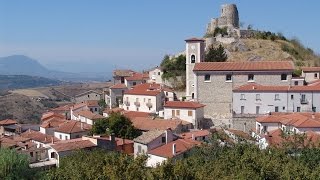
(231, 117), (256, 133)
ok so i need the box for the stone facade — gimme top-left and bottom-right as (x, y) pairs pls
(195, 71), (292, 118)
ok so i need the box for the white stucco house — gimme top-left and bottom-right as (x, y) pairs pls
(54, 120), (91, 140)
(147, 66), (164, 84)
(73, 110), (104, 125)
(301, 67), (320, 83)
(163, 101), (205, 129)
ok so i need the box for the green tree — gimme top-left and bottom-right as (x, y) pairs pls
(204, 44), (228, 62)
(0, 148), (36, 180)
(90, 118), (109, 135)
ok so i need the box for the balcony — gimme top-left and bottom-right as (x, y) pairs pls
(146, 102), (153, 108)
(123, 101), (130, 106)
(134, 101), (140, 107)
(300, 99), (308, 104)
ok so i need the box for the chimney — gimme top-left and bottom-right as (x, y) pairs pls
(51, 137), (54, 144)
(81, 122), (84, 130)
(172, 143), (176, 156)
(191, 134), (195, 140)
(45, 137), (47, 142)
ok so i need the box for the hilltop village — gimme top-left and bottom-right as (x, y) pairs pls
(1, 4), (320, 175)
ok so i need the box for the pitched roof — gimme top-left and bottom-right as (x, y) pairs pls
(41, 117), (68, 128)
(77, 110), (104, 120)
(180, 130), (211, 139)
(110, 83), (128, 89)
(50, 138), (96, 152)
(55, 120), (91, 134)
(301, 67), (320, 72)
(148, 138), (200, 158)
(164, 101), (205, 109)
(0, 119), (17, 126)
(103, 107), (125, 114)
(133, 129), (164, 144)
(124, 83), (163, 96)
(122, 111), (150, 119)
(41, 112), (66, 122)
(185, 37), (205, 42)
(85, 100), (99, 107)
(193, 61), (294, 72)
(130, 117), (191, 132)
(113, 69), (135, 77)
(233, 83), (320, 92)
(21, 130), (60, 144)
(125, 72), (149, 81)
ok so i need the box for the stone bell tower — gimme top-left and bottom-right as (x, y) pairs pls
(185, 38), (205, 100)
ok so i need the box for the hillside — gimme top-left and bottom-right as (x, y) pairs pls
(0, 75), (62, 90)
(220, 38), (320, 69)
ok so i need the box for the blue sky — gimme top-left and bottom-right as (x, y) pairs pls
(0, 0), (319, 73)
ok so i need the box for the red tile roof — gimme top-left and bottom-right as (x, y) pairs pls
(301, 67), (320, 72)
(103, 107), (124, 114)
(123, 111), (151, 119)
(233, 83), (320, 92)
(21, 129), (60, 144)
(85, 100), (99, 107)
(55, 120), (91, 134)
(193, 61), (294, 71)
(180, 130), (210, 139)
(164, 101), (205, 109)
(110, 83), (128, 89)
(41, 112), (66, 122)
(113, 69), (136, 77)
(125, 72), (149, 81)
(41, 117), (68, 128)
(130, 117), (191, 131)
(185, 37), (205, 42)
(148, 138), (200, 158)
(0, 119), (17, 126)
(124, 83), (163, 96)
(50, 138), (96, 152)
(77, 110), (104, 120)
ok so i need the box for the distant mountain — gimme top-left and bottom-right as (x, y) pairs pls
(0, 55), (109, 82)
(0, 75), (62, 89)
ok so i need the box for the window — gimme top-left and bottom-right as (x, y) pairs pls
(281, 74), (287, 81)
(136, 98), (139, 102)
(172, 110), (175, 117)
(158, 72), (161, 75)
(204, 74), (211, 82)
(263, 126), (267, 133)
(226, 74), (232, 81)
(121, 77), (125, 83)
(315, 73), (318, 78)
(256, 106), (260, 114)
(241, 106), (244, 114)
(162, 136), (166, 143)
(176, 110), (180, 116)
(256, 94), (261, 101)
(283, 106), (286, 110)
(312, 107), (316, 112)
(166, 92), (168, 96)
(76, 135), (80, 138)
(133, 82), (136, 86)
(87, 95), (90, 98)
(240, 94), (245, 100)
(192, 93), (194, 99)
(275, 94), (280, 100)
(275, 106), (279, 112)
(136, 107), (139, 111)
(294, 81), (298, 86)
(191, 55), (196, 63)
(301, 94), (306, 101)
(188, 110), (193, 116)
(127, 107), (129, 110)
(30, 152), (34, 157)
(59, 134), (62, 139)
(248, 74), (254, 81)
(65, 136), (68, 140)
(291, 95), (294, 100)
(297, 107), (301, 112)
(95, 108), (97, 112)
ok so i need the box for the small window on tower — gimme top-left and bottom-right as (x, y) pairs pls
(191, 55), (196, 63)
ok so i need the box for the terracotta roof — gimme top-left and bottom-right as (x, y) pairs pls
(41, 112), (65, 121)
(124, 83), (163, 96)
(125, 72), (149, 81)
(133, 129), (165, 144)
(164, 101), (205, 109)
(233, 83), (320, 92)
(148, 138), (200, 158)
(130, 117), (191, 132)
(77, 110), (104, 120)
(50, 138), (96, 152)
(55, 120), (91, 134)
(0, 119), (17, 126)
(71, 103), (87, 110)
(185, 37), (205, 42)
(21, 130), (60, 144)
(113, 69), (135, 77)
(103, 107), (124, 114)
(122, 111), (150, 119)
(110, 83), (128, 89)
(180, 130), (211, 139)
(257, 113), (320, 128)
(0, 137), (17, 148)
(41, 117), (68, 128)
(301, 67), (320, 72)
(193, 61), (294, 71)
